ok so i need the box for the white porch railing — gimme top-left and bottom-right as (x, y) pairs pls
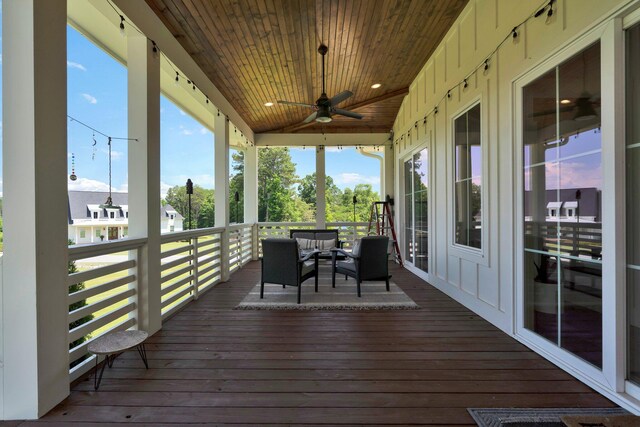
(65, 221), (366, 382)
(160, 227), (224, 320)
(67, 237), (146, 382)
(257, 222), (370, 254)
(228, 223), (255, 274)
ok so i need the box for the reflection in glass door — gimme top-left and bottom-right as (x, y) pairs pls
(522, 42), (602, 368)
(626, 23), (640, 385)
(404, 148), (429, 273)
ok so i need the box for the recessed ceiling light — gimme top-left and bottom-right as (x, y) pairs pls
(264, 102), (274, 107)
(560, 99), (571, 104)
(371, 83), (382, 89)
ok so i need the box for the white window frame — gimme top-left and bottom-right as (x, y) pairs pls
(448, 96), (489, 265)
(400, 140), (431, 281)
(513, 21), (620, 395)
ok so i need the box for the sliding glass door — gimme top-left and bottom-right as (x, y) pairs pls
(522, 42), (602, 368)
(403, 148), (429, 273)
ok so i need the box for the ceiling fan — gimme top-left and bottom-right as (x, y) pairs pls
(278, 44), (363, 124)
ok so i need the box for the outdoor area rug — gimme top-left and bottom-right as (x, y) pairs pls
(467, 408), (630, 427)
(236, 271), (420, 311)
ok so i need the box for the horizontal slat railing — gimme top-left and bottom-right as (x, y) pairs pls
(228, 223), (254, 274)
(67, 238), (146, 382)
(160, 227), (225, 320)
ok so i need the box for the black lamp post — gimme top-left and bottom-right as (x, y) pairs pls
(186, 179), (193, 230)
(234, 191), (240, 224)
(352, 195), (357, 222)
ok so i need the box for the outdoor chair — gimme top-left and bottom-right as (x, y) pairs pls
(261, 238), (319, 304)
(331, 236), (391, 297)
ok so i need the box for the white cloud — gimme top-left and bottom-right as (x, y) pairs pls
(160, 181), (173, 199)
(81, 93), (97, 104)
(325, 146), (342, 152)
(68, 177), (113, 192)
(334, 172), (380, 186)
(178, 109), (187, 116)
(67, 61), (86, 71)
(181, 129), (194, 136)
(101, 148), (124, 160)
(200, 127), (209, 135)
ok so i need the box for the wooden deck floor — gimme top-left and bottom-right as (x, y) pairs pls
(32, 261), (614, 425)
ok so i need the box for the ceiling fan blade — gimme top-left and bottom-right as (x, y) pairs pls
(278, 100), (317, 109)
(333, 108), (363, 120)
(303, 112), (318, 123)
(330, 90), (353, 106)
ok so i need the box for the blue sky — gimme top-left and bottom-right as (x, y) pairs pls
(0, 19), (381, 198)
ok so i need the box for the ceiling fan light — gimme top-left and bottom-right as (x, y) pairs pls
(316, 109), (332, 123)
(371, 83), (382, 89)
(264, 102), (274, 107)
(573, 94), (598, 121)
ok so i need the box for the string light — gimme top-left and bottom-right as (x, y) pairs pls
(152, 41), (158, 54)
(393, 0), (557, 153)
(119, 15), (125, 36)
(175, 72), (179, 85)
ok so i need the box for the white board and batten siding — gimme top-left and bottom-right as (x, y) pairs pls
(392, 0), (640, 412)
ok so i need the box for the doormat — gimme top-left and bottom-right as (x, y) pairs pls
(467, 408), (629, 427)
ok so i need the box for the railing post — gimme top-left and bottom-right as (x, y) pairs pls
(252, 223), (259, 260)
(192, 236), (199, 300)
(221, 228), (231, 282)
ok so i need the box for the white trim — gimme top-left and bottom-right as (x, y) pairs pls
(448, 96), (489, 265)
(514, 16), (613, 397)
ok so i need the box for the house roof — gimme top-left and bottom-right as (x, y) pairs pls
(67, 191), (183, 223)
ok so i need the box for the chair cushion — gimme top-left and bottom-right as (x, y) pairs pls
(352, 239), (362, 256)
(336, 260), (356, 273)
(317, 239), (336, 250)
(301, 259), (316, 276)
(296, 238), (316, 250)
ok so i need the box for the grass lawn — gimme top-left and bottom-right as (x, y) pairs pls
(69, 236), (221, 364)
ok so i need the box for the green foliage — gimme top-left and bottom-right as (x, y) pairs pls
(164, 184), (215, 229)
(230, 150), (244, 223)
(67, 239), (93, 367)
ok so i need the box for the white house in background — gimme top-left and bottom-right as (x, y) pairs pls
(67, 191), (183, 244)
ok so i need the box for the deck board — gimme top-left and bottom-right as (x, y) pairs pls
(33, 261), (615, 425)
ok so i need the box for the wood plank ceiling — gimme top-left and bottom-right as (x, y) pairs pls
(146, 0), (468, 134)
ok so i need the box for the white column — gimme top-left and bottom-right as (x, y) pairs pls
(214, 115), (230, 227)
(383, 144), (394, 200)
(214, 114), (230, 280)
(244, 145), (258, 224)
(2, 0), (69, 418)
(243, 145), (259, 260)
(316, 146), (326, 228)
(128, 35), (162, 335)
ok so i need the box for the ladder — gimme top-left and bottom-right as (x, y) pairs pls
(367, 201), (403, 266)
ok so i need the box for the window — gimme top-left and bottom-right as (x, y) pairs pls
(95, 229), (101, 238)
(93, 211), (98, 219)
(126, 212), (128, 218)
(170, 214), (174, 220)
(170, 225), (175, 232)
(453, 103), (482, 249)
(404, 148), (429, 273)
(109, 211), (115, 219)
(123, 226), (128, 237)
(627, 22), (640, 384)
(523, 42), (602, 368)
(80, 230), (86, 238)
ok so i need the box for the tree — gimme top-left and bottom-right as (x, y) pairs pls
(164, 184), (215, 229)
(230, 150), (244, 223)
(258, 147), (300, 222)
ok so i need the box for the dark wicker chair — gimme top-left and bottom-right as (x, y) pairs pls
(331, 236), (391, 297)
(261, 238), (319, 304)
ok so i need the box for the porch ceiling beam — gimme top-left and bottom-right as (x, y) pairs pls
(263, 88), (409, 134)
(255, 133), (391, 147)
